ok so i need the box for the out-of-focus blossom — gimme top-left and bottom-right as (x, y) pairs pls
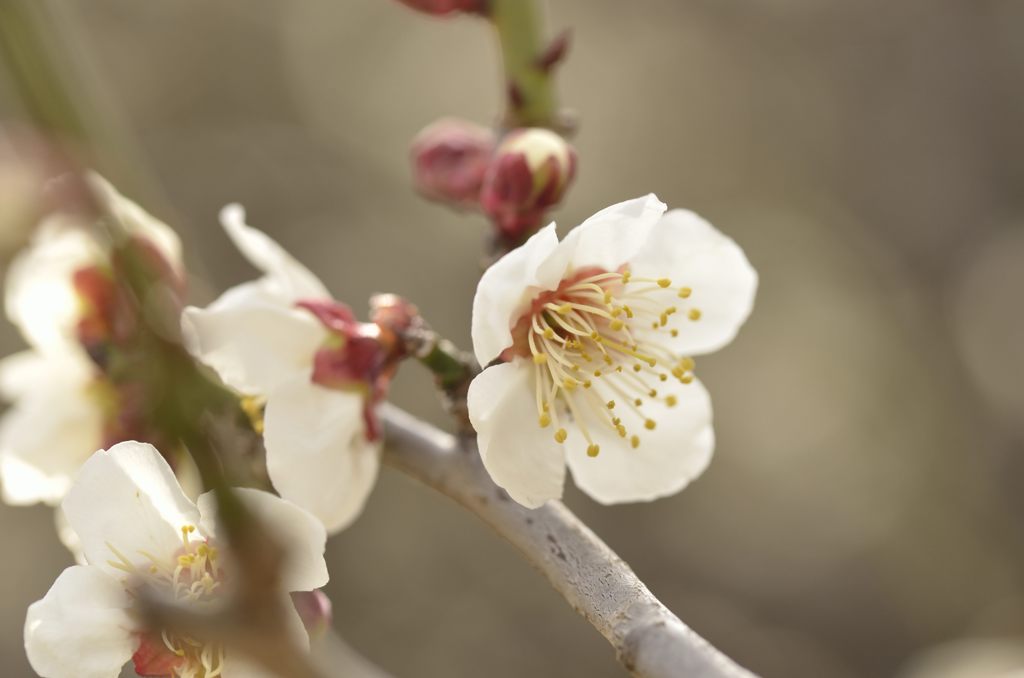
(468, 195), (757, 507)
(0, 175), (183, 508)
(183, 207), (400, 533)
(411, 118), (494, 208)
(396, 0), (486, 17)
(480, 127), (576, 246)
(24, 441), (328, 678)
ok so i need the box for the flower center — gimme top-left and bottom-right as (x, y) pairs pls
(513, 267), (701, 457)
(108, 525), (226, 678)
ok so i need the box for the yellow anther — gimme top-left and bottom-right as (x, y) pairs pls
(583, 380), (592, 389)
(149, 565), (159, 574)
(603, 292), (613, 304)
(688, 308), (702, 321)
(634, 398), (643, 407)
(670, 329), (679, 337)
(538, 413), (551, 428)
(624, 305), (634, 318)
(557, 303), (572, 314)
(657, 278), (671, 288)
(586, 444), (601, 458)
(665, 395), (678, 407)
(615, 365), (624, 373)
(648, 389), (658, 397)
(570, 364), (581, 372)
(563, 378), (578, 391)
(659, 314), (669, 327)
(659, 373), (668, 382)
(679, 357), (695, 371)
(651, 321), (659, 329)
(622, 270), (632, 283)
(646, 358), (657, 367)
(612, 417), (621, 425)
(610, 319), (624, 331)
(542, 402), (550, 412)
(678, 287), (692, 298)
(610, 307), (623, 318)
(633, 364), (642, 372)
(554, 428), (568, 443)
(606, 400), (616, 409)
(681, 374), (694, 384)
(178, 555), (195, 567)
(543, 327), (555, 339)
(533, 353), (548, 364)
(644, 419), (657, 430)
(594, 369), (603, 377)
(616, 424), (627, 437)
(630, 435), (641, 449)
(666, 306), (677, 315)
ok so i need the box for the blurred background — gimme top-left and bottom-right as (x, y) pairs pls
(1, 1), (1023, 676)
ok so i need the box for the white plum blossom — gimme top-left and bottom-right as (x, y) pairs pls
(0, 175), (183, 508)
(24, 441), (328, 678)
(468, 195), (757, 508)
(182, 206), (382, 534)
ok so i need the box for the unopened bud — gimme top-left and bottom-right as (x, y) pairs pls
(480, 127), (576, 245)
(291, 590), (333, 640)
(411, 118), (494, 208)
(396, 0), (486, 16)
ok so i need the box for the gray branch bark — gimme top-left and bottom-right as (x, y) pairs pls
(381, 404), (758, 678)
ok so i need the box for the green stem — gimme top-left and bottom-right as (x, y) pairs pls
(490, 0), (558, 128)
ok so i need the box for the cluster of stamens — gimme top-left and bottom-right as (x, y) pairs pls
(523, 268), (700, 458)
(108, 525), (226, 677)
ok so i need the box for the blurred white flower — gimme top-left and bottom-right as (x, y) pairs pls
(182, 206), (384, 534)
(24, 441), (328, 678)
(468, 195), (757, 507)
(0, 174), (182, 508)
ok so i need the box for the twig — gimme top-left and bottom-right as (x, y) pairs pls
(381, 404), (758, 678)
(490, 0), (560, 129)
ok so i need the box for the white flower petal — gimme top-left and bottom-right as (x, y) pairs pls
(537, 194), (667, 283)
(0, 355), (103, 506)
(63, 441), (201, 574)
(263, 379), (381, 534)
(628, 209), (758, 356)
(0, 349), (94, 401)
(566, 378), (714, 504)
(25, 565), (135, 678)
(54, 506), (87, 566)
(467, 361), (566, 508)
(87, 173), (183, 273)
(197, 488), (329, 592)
(471, 223), (561, 365)
(182, 303), (326, 395)
(220, 205), (330, 302)
(4, 218), (102, 353)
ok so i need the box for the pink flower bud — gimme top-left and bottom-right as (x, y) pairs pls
(411, 118), (494, 208)
(480, 127), (576, 245)
(396, 0), (485, 16)
(291, 590), (333, 640)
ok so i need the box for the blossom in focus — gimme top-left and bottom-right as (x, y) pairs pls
(411, 118), (494, 208)
(24, 441), (328, 678)
(480, 127), (576, 246)
(0, 174), (183, 507)
(182, 206), (396, 533)
(468, 195), (757, 507)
